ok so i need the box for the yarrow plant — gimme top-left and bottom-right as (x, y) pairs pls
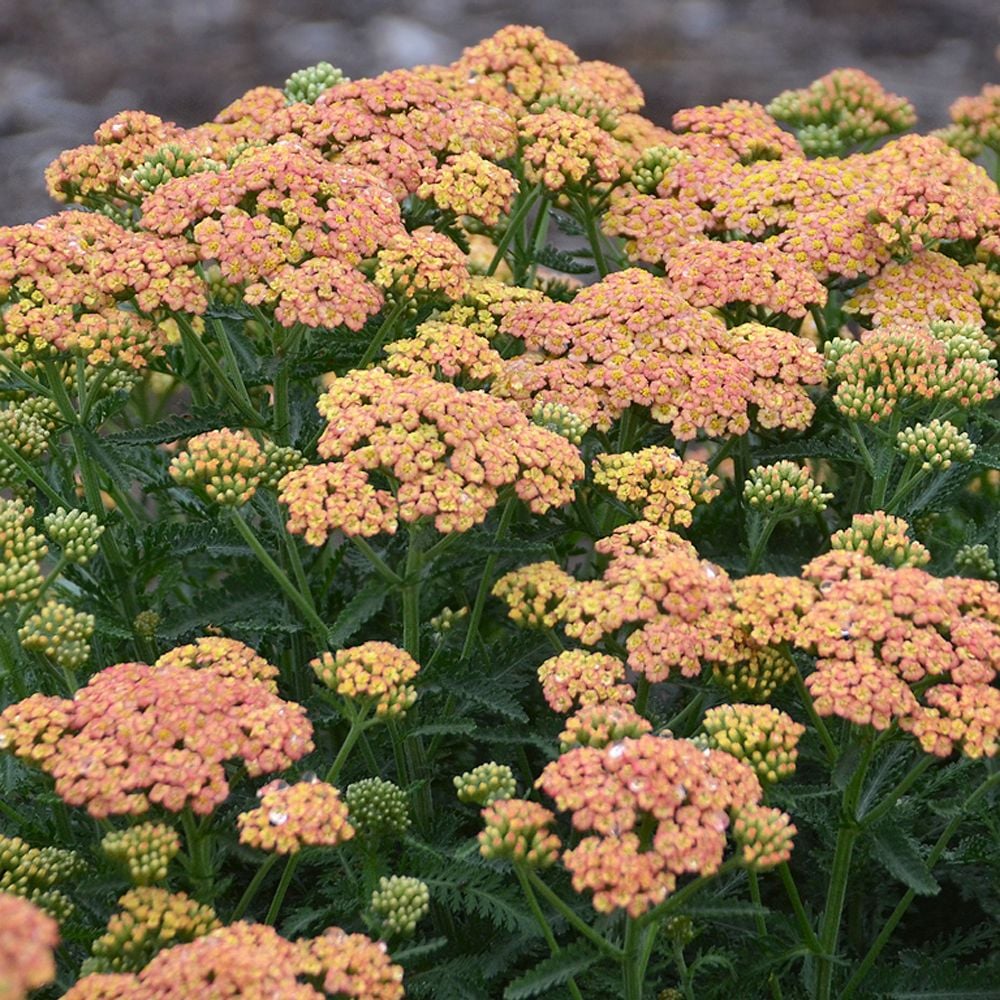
(0, 25), (998, 1000)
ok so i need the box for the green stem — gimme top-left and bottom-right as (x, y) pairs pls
(847, 423), (876, 479)
(211, 317), (257, 415)
(324, 708), (372, 784)
(777, 862), (821, 953)
(230, 510), (329, 643)
(181, 808), (214, 904)
(623, 917), (645, 1000)
(579, 197), (610, 277)
(264, 853), (298, 926)
(175, 315), (261, 426)
(230, 854), (280, 921)
(0, 440), (68, 507)
(487, 185), (542, 277)
(272, 324), (305, 445)
(841, 768), (1000, 999)
(402, 526), (424, 661)
(815, 739), (874, 1000)
(783, 645), (838, 766)
(526, 869), (625, 960)
(461, 496), (517, 660)
(515, 866), (584, 1000)
(749, 871), (783, 1000)
(636, 857), (741, 930)
(747, 514), (780, 573)
(357, 298), (409, 369)
(634, 676), (651, 717)
(525, 197), (552, 286)
(350, 536), (403, 586)
(884, 463), (930, 514)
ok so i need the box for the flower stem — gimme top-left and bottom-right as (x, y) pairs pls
(461, 496), (517, 660)
(487, 185), (542, 277)
(230, 509), (329, 644)
(782, 645), (838, 766)
(264, 852), (298, 926)
(777, 862), (821, 953)
(815, 738), (874, 1000)
(350, 536), (403, 586)
(526, 869), (625, 960)
(841, 768), (1000, 998)
(859, 755), (934, 828)
(357, 298), (409, 369)
(230, 854), (280, 921)
(515, 865), (584, 1000)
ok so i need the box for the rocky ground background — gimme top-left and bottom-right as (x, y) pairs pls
(1, 0), (998, 225)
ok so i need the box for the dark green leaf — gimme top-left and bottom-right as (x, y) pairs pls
(870, 824), (940, 896)
(327, 577), (393, 647)
(503, 944), (598, 999)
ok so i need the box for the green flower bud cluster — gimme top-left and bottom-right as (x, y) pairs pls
(531, 400), (590, 445)
(711, 646), (796, 704)
(129, 144), (220, 195)
(663, 915), (696, 946)
(19, 601), (96, 671)
(896, 419), (976, 471)
(822, 336), (856, 377)
(102, 823), (182, 886)
(454, 762), (517, 806)
(795, 123), (848, 157)
(530, 93), (618, 131)
(929, 321), (995, 364)
(0, 498), (47, 606)
(428, 605), (467, 637)
(169, 429), (267, 506)
(1, 833), (84, 921)
(933, 123), (985, 159)
(284, 62), (348, 104)
(202, 263), (243, 307)
(344, 777), (411, 840)
(830, 511), (930, 568)
(744, 462), (832, 517)
(370, 875), (430, 937)
(43, 506), (105, 564)
(83, 888), (220, 974)
(0, 405), (52, 486)
(954, 543), (997, 580)
(628, 144), (687, 195)
(133, 610), (161, 639)
(259, 440), (307, 490)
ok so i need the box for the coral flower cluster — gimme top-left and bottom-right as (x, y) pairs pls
(0, 893), (58, 999)
(311, 641), (421, 717)
(494, 269), (824, 437)
(65, 921), (404, 1000)
(536, 735), (794, 916)
(238, 776), (354, 854)
(0, 651), (313, 817)
(796, 551), (1000, 758)
(279, 367), (583, 539)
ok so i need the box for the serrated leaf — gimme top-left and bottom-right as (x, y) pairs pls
(832, 743), (863, 792)
(530, 245), (594, 275)
(391, 937), (449, 964)
(871, 824), (940, 896)
(551, 210), (585, 236)
(408, 719), (478, 738)
(326, 578), (393, 647)
(104, 407), (234, 448)
(503, 944), (598, 999)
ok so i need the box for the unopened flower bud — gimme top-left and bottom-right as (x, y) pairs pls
(18, 601), (95, 671)
(169, 429), (267, 506)
(370, 875), (429, 937)
(896, 419), (975, 471)
(744, 462), (832, 517)
(628, 144), (687, 195)
(101, 823), (181, 886)
(532, 401), (590, 445)
(344, 778), (411, 841)
(43, 507), (104, 564)
(830, 511), (930, 568)
(284, 62), (348, 104)
(954, 543), (997, 580)
(455, 762), (517, 806)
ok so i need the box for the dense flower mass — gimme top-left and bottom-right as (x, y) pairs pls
(238, 776), (354, 854)
(537, 734), (790, 915)
(796, 552), (1000, 757)
(279, 367), (583, 539)
(537, 650), (635, 713)
(0, 893), (58, 999)
(311, 641), (421, 717)
(0, 656), (313, 817)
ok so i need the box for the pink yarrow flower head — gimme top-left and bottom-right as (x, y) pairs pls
(0, 652), (313, 819)
(0, 893), (59, 999)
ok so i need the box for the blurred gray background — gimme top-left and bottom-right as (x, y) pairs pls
(1, 0), (998, 225)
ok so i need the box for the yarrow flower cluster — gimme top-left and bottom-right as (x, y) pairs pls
(593, 447), (719, 528)
(0, 893), (58, 999)
(311, 641), (420, 717)
(83, 888), (220, 974)
(896, 419), (976, 470)
(101, 824), (182, 886)
(0, 833), (84, 921)
(478, 798), (562, 868)
(744, 462), (832, 516)
(0, 653), (313, 817)
(536, 650), (635, 713)
(494, 268), (823, 437)
(0, 498), (47, 606)
(829, 512), (930, 568)
(42, 507), (104, 564)
(279, 367), (583, 539)
(701, 704), (805, 783)
(169, 429), (268, 506)
(796, 551), (1000, 758)
(537, 735), (792, 915)
(370, 876), (430, 937)
(154, 636), (280, 691)
(492, 561), (574, 629)
(237, 775), (354, 855)
(345, 778), (411, 840)
(454, 762), (517, 805)
(558, 703), (653, 750)
(18, 600), (95, 671)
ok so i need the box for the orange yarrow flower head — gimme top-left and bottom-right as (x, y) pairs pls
(559, 703), (653, 751)
(417, 151), (519, 227)
(238, 775), (355, 854)
(311, 641), (420, 718)
(383, 320), (503, 384)
(154, 636), (280, 692)
(796, 551), (1000, 758)
(374, 227), (471, 304)
(537, 734), (788, 916)
(946, 83), (1000, 155)
(492, 561), (574, 629)
(168, 429), (267, 507)
(0, 893), (58, 999)
(0, 657), (313, 818)
(478, 798), (562, 868)
(280, 367), (583, 541)
(731, 804), (796, 871)
(672, 100), (801, 163)
(593, 446), (720, 529)
(537, 650), (635, 714)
